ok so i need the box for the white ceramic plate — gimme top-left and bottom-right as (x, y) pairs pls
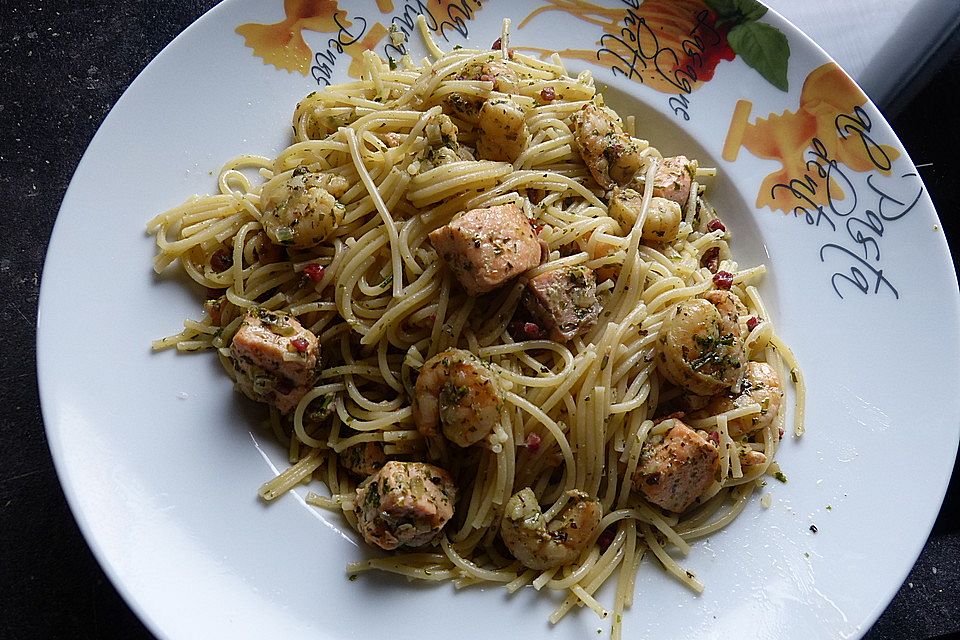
(39, 1), (960, 638)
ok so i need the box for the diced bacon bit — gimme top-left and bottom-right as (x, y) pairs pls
(540, 86), (556, 102)
(211, 248), (232, 272)
(524, 432), (542, 453)
(713, 270), (734, 290)
(597, 524), (617, 552)
(707, 431), (720, 445)
(530, 219), (545, 234)
(290, 337), (310, 353)
(303, 262), (326, 282)
(706, 218), (727, 233)
(491, 37), (501, 49)
(778, 426), (785, 439)
(746, 316), (761, 331)
(701, 246), (720, 273)
(508, 319), (542, 341)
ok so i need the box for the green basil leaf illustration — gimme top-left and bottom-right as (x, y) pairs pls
(734, 0), (768, 22)
(706, 0), (767, 23)
(704, 0), (740, 19)
(728, 21), (790, 91)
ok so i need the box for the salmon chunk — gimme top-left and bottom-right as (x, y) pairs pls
(652, 155), (697, 206)
(229, 308), (319, 414)
(354, 461), (457, 550)
(633, 421), (719, 513)
(524, 266), (601, 342)
(428, 203), (541, 296)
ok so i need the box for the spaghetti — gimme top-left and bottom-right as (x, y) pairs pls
(148, 20), (803, 639)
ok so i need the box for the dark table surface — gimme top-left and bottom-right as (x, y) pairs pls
(2, 2), (958, 638)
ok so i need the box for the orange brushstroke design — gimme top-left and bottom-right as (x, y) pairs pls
(236, 0), (350, 75)
(517, 0), (734, 94)
(238, 0), (487, 79)
(345, 23), (390, 79)
(723, 63), (900, 213)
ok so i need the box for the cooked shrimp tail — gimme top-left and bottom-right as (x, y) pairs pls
(500, 488), (602, 570)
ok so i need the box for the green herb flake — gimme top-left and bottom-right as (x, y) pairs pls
(773, 471), (788, 483)
(275, 226), (295, 244)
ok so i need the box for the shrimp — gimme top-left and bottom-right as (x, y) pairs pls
(444, 58), (521, 125)
(412, 348), (504, 448)
(425, 112), (459, 148)
(656, 290), (747, 396)
(416, 113), (467, 170)
(572, 103), (645, 189)
(702, 289), (748, 325)
(739, 447), (767, 467)
(642, 197), (683, 243)
(500, 488), (602, 570)
(609, 189), (682, 243)
(689, 361), (783, 437)
(459, 57), (520, 93)
(260, 168), (349, 249)
(476, 99), (530, 163)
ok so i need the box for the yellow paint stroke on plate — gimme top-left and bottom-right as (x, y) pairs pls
(516, 0), (734, 94)
(345, 22), (390, 79)
(236, 0), (350, 74)
(722, 63), (900, 213)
